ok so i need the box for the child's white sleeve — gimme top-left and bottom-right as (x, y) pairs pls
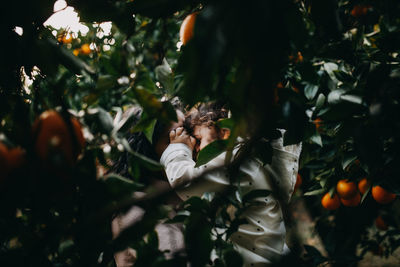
(160, 143), (205, 189)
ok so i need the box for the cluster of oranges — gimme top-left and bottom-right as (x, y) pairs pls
(73, 43), (92, 56)
(321, 178), (396, 232)
(288, 51), (304, 64)
(321, 178), (396, 210)
(350, 5), (372, 18)
(57, 32), (92, 56)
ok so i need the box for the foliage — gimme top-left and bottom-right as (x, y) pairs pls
(1, 0), (400, 266)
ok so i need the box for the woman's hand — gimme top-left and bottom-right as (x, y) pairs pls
(170, 127), (197, 151)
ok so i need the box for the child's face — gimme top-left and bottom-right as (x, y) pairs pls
(192, 124), (220, 152)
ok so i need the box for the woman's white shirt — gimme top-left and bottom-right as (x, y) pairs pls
(160, 135), (301, 266)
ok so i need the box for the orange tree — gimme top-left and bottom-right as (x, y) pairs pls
(1, 0), (400, 266)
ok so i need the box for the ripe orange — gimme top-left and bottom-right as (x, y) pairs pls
(0, 143), (25, 184)
(340, 193), (361, 207)
(351, 5), (370, 17)
(62, 35), (72, 44)
(358, 178), (371, 195)
(321, 192), (340, 210)
(289, 51), (304, 63)
(58, 33), (73, 44)
(296, 51), (304, 63)
(180, 13), (197, 45)
(336, 179), (357, 199)
(0, 142), (9, 181)
(33, 110), (85, 167)
(6, 147), (25, 170)
(80, 43), (91, 55)
(313, 118), (322, 130)
(371, 186), (396, 204)
(73, 49), (80, 56)
(375, 215), (388, 231)
(294, 173), (302, 193)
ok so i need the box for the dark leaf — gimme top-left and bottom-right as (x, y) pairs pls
(195, 139), (229, 167)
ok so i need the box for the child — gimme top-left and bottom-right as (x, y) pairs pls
(160, 103), (301, 266)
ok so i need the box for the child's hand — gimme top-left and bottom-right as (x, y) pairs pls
(170, 127), (197, 151)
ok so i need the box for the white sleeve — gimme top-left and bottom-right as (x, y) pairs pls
(160, 143), (205, 189)
(269, 129), (302, 203)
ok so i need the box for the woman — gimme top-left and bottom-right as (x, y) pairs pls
(108, 106), (186, 267)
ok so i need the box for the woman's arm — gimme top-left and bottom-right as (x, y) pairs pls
(160, 143), (204, 188)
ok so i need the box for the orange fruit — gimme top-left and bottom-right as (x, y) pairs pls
(62, 35), (72, 44)
(358, 178), (371, 195)
(340, 193), (361, 207)
(351, 5), (370, 17)
(0, 143), (25, 185)
(33, 110), (85, 167)
(58, 33), (73, 44)
(80, 43), (91, 55)
(372, 186), (396, 204)
(0, 142), (9, 181)
(313, 118), (322, 130)
(375, 215), (388, 231)
(73, 49), (80, 56)
(180, 13), (197, 45)
(6, 147), (25, 170)
(296, 51), (304, 63)
(336, 179), (358, 199)
(321, 192), (340, 210)
(289, 52), (303, 63)
(294, 173), (302, 193)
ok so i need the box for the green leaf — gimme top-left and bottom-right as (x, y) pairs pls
(58, 239), (74, 255)
(323, 62), (339, 82)
(242, 189), (271, 203)
(146, 231), (159, 249)
(310, 132), (323, 147)
(143, 118), (157, 144)
(119, 137), (163, 171)
(327, 89), (346, 104)
(103, 173), (144, 199)
(304, 188), (325, 196)
(135, 65), (157, 94)
(96, 75), (117, 92)
(185, 212), (213, 267)
(195, 139), (229, 167)
(155, 58), (174, 95)
(165, 214), (189, 224)
(223, 248), (243, 267)
(304, 84), (319, 100)
(114, 107), (141, 134)
(86, 107), (114, 134)
(342, 153), (357, 170)
(183, 197), (209, 212)
(216, 118), (235, 130)
(315, 93), (326, 111)
(339, 94), (363, 105)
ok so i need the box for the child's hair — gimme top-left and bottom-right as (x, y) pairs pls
(183, 102), (229, 135)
